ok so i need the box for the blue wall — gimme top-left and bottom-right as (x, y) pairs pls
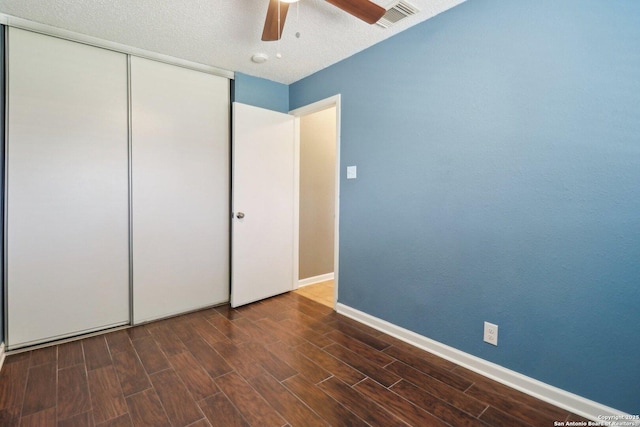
(232, 72), (289, 113)
(290, 0), (640, 413)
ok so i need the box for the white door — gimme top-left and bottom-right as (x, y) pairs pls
(231, 103), (296, 307)
(6, 28), (129, 348)
(131, 57), (230, 324)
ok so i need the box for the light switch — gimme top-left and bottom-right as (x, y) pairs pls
(347, 165), (357, 179)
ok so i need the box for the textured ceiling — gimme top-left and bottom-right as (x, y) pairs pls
(0, 0), (465, 84)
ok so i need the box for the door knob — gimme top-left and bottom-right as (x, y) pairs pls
(236, 212), (245, 219)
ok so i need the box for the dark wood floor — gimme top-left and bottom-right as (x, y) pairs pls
(0, 291), (588, 426)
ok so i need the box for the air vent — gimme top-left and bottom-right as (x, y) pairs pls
(377, 0), (419, 28)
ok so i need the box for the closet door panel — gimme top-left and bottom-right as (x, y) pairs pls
(6, 28), (129, 348)
(131, 57), (229, 324)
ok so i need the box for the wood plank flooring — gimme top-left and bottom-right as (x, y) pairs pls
(294, 281), (334, 308)
(0, 292), (588, 426)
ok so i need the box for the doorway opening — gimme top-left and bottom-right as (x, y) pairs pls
(291, 95), (341, 309)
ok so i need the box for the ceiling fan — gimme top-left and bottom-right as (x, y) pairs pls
(262, 0), (386, 41)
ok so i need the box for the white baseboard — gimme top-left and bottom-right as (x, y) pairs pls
(336, 303), (635, 423)
(0, 342), (5, 372)
(298, 272), (334, 288)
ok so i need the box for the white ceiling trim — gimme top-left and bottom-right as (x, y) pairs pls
(0, 13), (235, 79)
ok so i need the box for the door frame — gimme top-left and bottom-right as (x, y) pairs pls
(289, 94), (341, 308)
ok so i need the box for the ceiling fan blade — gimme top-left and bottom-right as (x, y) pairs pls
(262, 0), (290, 41)
(325, 0), (386, 24)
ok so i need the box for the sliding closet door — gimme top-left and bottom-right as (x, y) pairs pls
(131, 57), (229, 324)
(6, 28), (129, 348)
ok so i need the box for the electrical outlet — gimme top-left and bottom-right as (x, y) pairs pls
(484, 321), (498, 346)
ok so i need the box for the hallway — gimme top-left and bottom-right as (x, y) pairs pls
(293, 280), (334, 308)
